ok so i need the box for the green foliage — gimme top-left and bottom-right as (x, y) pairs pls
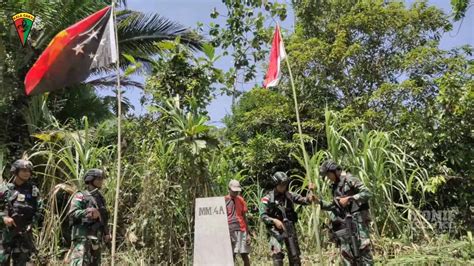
(145, 40), (228, 111)
(224, 88), (301, 183)
(207, 0), (288, 98)
(451, 0), (472, 21)
(289, 0), (451, 112)
(98, 42), (228, 263)
(116, 9), (203, 64)
(116, 100), (222, 263)
(0, 0), (203, 161)
(323, 110), (433, 240)
(48, 86), (115, 125)
(27, 117), (116, 260)
(225, 88), (294, 141)
(281, 0), (473, 221)
(0, 0), (473, 264)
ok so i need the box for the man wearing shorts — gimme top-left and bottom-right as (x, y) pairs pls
(225, 179), (251, 266)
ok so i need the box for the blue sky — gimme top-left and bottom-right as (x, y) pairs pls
(119, 0), (473, 126)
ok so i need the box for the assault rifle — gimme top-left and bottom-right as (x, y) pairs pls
(333, 197), (360, 263)
(277, 206), (299, 258)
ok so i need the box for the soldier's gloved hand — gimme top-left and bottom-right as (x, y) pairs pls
(3, 216), (16, 227)
(272, 219), (285, 230)
(337, 196), (351, 207)
(86, 208), (100, 220)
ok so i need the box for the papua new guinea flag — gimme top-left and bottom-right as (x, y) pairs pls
(24, 6), (118, 96)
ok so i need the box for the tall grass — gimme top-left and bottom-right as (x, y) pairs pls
(29, 117), (115, 261)
(18, 106), (468, 264)
(270, 109), (437, 263)
(323, 110), (433, 240)
(111, 99), (221, 264)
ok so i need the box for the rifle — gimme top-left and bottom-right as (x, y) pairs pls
(82, 190), (103, 229)
(7, 193), (34, 235)
(83, 189), (111, 249)
(277, 206), (299, 258)
(6, 193), (38, 254)
(333, 198), (360, 263)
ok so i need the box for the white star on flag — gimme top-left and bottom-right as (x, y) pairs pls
(24, 6), (117, 96)
(88, 30), (99, 39)
(72, 44), (84, 55)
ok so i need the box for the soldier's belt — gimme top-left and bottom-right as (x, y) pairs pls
(86, 235), (101, 251)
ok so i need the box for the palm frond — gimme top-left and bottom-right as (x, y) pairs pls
(90, 56), (154, 76)
(116, 11), (204, 57)
(34, 2), (109, 49)
(116, 0), (127, 8)
(102, 93), (134, 114)
(86, 75), (144, 90)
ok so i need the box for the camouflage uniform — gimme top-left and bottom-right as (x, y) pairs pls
(260, 189), (311, 266)
(320, 173), (373, 265)
(68, 188), (109, 266)
(0, 181), (40, 265)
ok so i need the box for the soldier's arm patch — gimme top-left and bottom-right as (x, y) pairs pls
(74, 193), (84, 201)
(32, 186), (39, 197)
(17, 194), (26, 202)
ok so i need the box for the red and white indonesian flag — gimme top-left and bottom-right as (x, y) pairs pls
(263, 25), (286, 88)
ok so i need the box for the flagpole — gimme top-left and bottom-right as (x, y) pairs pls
(286, 61), (308, 174)
(111, 1), (121, 265)
(282, 31), (323, 262)
(278, 27), (309, 181)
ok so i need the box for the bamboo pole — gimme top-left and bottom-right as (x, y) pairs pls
(110, 1), (121, 264)
(283, 34), (323, 262)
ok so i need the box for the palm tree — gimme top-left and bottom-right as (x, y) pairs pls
(0, 0), (203, 155)
(27, 1), (203, 85)
(1, 0), (203, 97)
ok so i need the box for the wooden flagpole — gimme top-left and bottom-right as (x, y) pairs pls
(111, 1), (121, 264)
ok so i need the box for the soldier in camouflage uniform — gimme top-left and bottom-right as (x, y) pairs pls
(318, 160), (373, 265)
(0, 159), (41, 265)
(68, 169), (110, 266)
(259, 172), (316, 266)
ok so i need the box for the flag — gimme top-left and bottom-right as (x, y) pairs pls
(24, 6), (118, 96)
(263, 25), (286, 88)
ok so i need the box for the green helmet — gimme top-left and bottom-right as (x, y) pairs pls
(83, 169), (105, 183)
(272, 171), (289, 186)
(10, 159), (33, 174)
(319, 160), (341, 176)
